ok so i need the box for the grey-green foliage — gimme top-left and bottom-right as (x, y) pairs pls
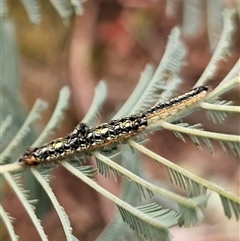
(1, 2), (240, 241)
(0, 18), (52, 219)
(0, 20), (35, 155)
(1, 0), (85, 24)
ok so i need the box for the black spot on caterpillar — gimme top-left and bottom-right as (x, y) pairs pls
(18, 86), (208, 166)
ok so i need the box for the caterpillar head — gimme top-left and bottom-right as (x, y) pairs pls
(18, 147), (39, 166)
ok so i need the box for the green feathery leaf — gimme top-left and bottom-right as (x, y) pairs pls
(206, 0), (225, 52)
(70, 0), (85, 15)
(220, 195), (240, 220)
(20, 0), (42, 24)
(0, 100), (47, 163)
(0, 115), (13, 144)
(95, 158), (120, 181)
(133, 27), (185, 113)
(177, 195), (208, 227)
(201, 100), (235, 124)
(33, 86), (70, 147)
(2, 0), (86, 23)
(182, 0), (203, 37)
(82, 81), (107, 125)
(166, 168), (207, 197)
(49, 0), (73, 24)
(96, 147), (145, 241)
(0, 0), (8, 17)
(114, 64), (155, 118)
(94, 152), (154, 200)
(63, 162), (180, 241)
(130, 141), (240, 220)
(3, 172), (48, 240)
(0, 204), (19, 241)
(72, 164), (99, 179)
(31, 168), (76, 241)
(161, 121), (240, 156)
(117, 203), (179, 241)
(94, 152), (208, 227)
(208, 62), (239, 101)
(195, 8), (236, 87)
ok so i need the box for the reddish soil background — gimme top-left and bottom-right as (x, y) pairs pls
(2, 1), (239, 241)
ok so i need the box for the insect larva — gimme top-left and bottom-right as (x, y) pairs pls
(145, 86), (208, 125)
(18, 86), (208, 166)
(85, 113), (148, 151)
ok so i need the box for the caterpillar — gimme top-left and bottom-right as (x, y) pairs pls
(18, 86), (208, 166)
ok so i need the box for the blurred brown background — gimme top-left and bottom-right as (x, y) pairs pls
(2, 0), (239, 241)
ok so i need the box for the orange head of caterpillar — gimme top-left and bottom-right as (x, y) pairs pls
(18, 147), (39, 166)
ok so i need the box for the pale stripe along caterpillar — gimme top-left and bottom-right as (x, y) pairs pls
(18, 86), (208, 166)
